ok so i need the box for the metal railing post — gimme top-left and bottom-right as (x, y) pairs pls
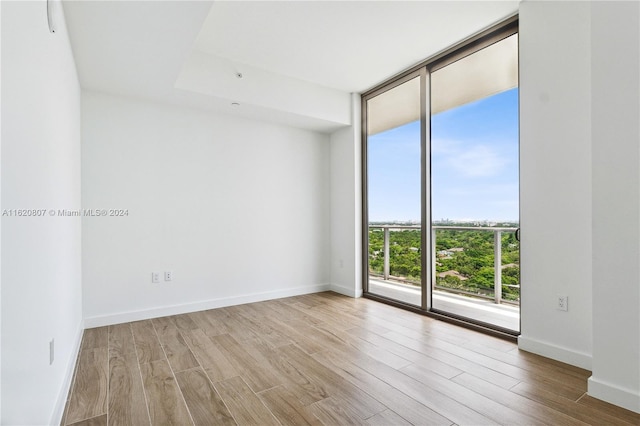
(494, 230), (502, 304)
(383, 227), (390, 280)
(431, 228), (437, 291)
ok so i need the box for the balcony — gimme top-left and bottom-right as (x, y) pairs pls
(368, 225), (520, 331)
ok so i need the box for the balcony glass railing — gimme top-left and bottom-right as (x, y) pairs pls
(368, 225), (520, 306)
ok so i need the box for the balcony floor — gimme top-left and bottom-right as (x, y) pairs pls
(368, 278), (520, 332)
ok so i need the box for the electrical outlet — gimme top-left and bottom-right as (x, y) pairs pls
(49, 339), (55, 365)
(152, 272), (161, 283)
(557, 295), (568, 311)
(164, 271), (173, 282)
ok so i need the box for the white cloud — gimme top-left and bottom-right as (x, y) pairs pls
(443, 183), (519, 197)
(435, 142), (509, 178)
(430, 138), (461, 155)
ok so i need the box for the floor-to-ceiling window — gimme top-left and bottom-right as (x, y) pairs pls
(364, 74), (424, 307)
(362, 18), (519, 335)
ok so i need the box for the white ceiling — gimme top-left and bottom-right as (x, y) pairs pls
(64, 0), (519, 133)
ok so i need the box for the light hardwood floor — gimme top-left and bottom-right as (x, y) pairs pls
(61, 292), (639, 426)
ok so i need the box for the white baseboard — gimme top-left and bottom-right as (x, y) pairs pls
(330, 283), (363, 298)
(84, 284), (331, 328)
(518, 334), (592, 370)
(588, 376), (640, 414)
(51, 321), (84, 426)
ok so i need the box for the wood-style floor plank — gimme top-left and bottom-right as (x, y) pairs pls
(214, 376), (281, 426)
(313, 323), (413, 370)
(448, 371), (587, 426)
(81, 327), (109, 352)
(462, 338), (593, 392)
(152, 316), (199, 372)
(577, 394), (640, 425)
(240, 336), (329, 406)
(62, 292), (639, 426)
(468, 340), (591, 382)
(139, 360), (193, 425)
(108, 350), (150, 426)
(377, 326), (587, 399)
(218, 307), (262, 342)
(400, 364), (541, 425)
(277, 343), (387, 420)
(171, 313), (200, 332)
(180, 328), (238, 383)
(302, 301), (382, 332)
(345, 326), (464, 379)
(192, 308), (232, 337)
(226, 305), (292, 348)
(130, 320), (164, 364)
(313, 350), (452, 425)
(415, 327), (588, 395)
(65, 348), (108, 425)
(308, 397), (367, 426)
(210, 333), (283, 393)
(108, 323), (135, 358)
(256, 315), (327, 355)
(319, 341), (497, 425)
(286, 302), (352, 332)
(348, 325), (520, 389)
(281, 320), (353, 353)
(511, 381), (637, 426)
(269, 299), (327, 325)
(67, 414), (107, 426)
(175, 367), (236, 426)
(366, 409), (413, 426)
(312, 347), (456, 426)
(258, 385), (323, 426)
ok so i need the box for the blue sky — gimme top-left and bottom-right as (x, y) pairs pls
(368, 88), (519, 223)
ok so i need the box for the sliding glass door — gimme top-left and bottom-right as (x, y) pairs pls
(363, 20), (519, 334)
(430, 33), (520, 331)
(365, 74), (423, 307)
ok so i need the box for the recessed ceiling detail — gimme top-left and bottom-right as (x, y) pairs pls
(63, 1), (519, 133)
(174, 50), (352, 126)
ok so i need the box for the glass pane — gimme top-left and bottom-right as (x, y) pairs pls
(367, 77), (422, 306)
(430, 34), (520, 331)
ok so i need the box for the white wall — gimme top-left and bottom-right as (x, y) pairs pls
(1, 2), (83, 425)
(330, 94), (362, 297)
(519, 0), (640, 413)
(589, 1), (640, 413)
(518, 1), (593, 369)
(82, 92), (331, 325)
